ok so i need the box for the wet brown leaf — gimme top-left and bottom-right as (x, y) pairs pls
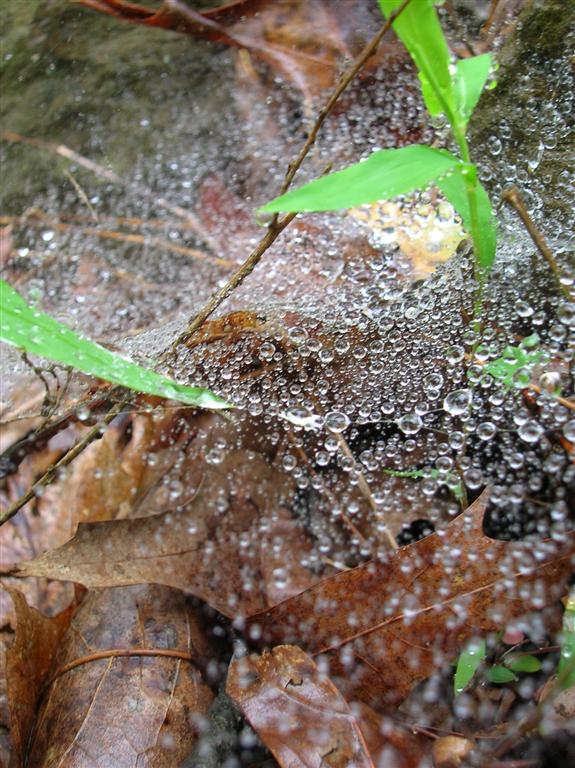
(248, 492), (575, 708)
(3, 587), (74, 768)
(0, 226), (14, 269)
(76, 0), (376, 99)
(227, 645), (425, 768)
(15, 451), (323, 618)
(23, 585), (215, 767)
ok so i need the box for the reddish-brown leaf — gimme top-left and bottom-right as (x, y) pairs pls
(15, 451), (323, 618)
(76, 0), (377, 98)
(248, 492), (575, 708)
(227, 645), (425, 768)
(0, 226), (14, 269)
(4, 588), (74, 768)
(23, 585), (215, 767)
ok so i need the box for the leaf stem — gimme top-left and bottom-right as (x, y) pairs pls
(454, 127), (484, 337)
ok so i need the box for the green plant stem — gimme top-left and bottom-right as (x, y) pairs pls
(454, 128), (484, 337)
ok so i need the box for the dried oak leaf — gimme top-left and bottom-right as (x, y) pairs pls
(227, 644), (425, 768)
(15, 451), (322, 618)
(247, 492), (575, 708)
(22, 585), (215, 767)
(3, 587), (74, 768)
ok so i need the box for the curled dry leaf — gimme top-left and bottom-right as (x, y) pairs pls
(22, 585), (215, 767)
(432, 736), (475, 768)
(248, 491), (575, 708)
(4, 587), (74, 768)
(15, 450), (323, 618)
(227, 645), (425, 768)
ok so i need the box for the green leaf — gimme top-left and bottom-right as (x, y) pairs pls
(436, 164), (497, 272)
(504, 654), (542, 674)
(0, 280), (231, 410)
(558, 587), (575, 690)
(379, 0), (455, 122)
(454, 53), (493, 127)
(454, 639), (486, 695)
(261, 145), (460, 213)
(486, 335), (542, 389)
(487, 666), (517, 684)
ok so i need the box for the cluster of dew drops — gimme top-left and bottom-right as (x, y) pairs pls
(172, 55), (574, 561)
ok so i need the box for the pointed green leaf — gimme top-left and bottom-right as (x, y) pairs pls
(261, 145), (460, 213)
(504, 654), (542, 674)
(487, 666), (518, 684)
(454, 638), (486, 695)
(436, 164), (497, 272)
(379, 0), (456, 122)
(418, 72), (443, 117)
(454, 54), (493, 127)
(0, 280), (231, 410)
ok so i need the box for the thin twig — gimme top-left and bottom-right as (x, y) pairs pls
(162, 212), (297, 358)
(502, 185), (571, 299)
(64, 170), (99, 222)
(335, 434), (398, 550)
(165, 0), (414, 357)
(43, 647), (207, 693)
(279, 0), (413, 197)
(0, 396), (129, 526)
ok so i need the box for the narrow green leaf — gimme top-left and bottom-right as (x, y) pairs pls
(487, 666), (517, 684)
(261, 145), (460, 213)
(504, 654), (542, 674)
(379, 0), (455, 122)
(454, 638), (486, 695)
(558, 587), (575, 690)
(436, 164), (497, 272)
(0, 280), (231, 410)
(454, 53), (493, 127)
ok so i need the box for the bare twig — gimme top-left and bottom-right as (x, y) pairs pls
(64, 170), (99, 222)
(166, 0), (414, 355)
(43, 647), (207, 693)
(502, 185), (572, 299)
(278, 0), (414, 197)
(0, 395), (129, 526)
(162, 212), (297, 358)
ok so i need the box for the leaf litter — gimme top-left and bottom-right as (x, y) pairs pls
(1, 0), (575, 765)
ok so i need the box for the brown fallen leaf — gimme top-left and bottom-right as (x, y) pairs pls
(247, 492), (575, 708)
(21, 585), (215, 767)
(3, 587), (74, 768)
(15, 451), (323, 618)
(227, 645), (425, 768)
(75, 0), (374, 99)
(0, 226), (14, 269)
